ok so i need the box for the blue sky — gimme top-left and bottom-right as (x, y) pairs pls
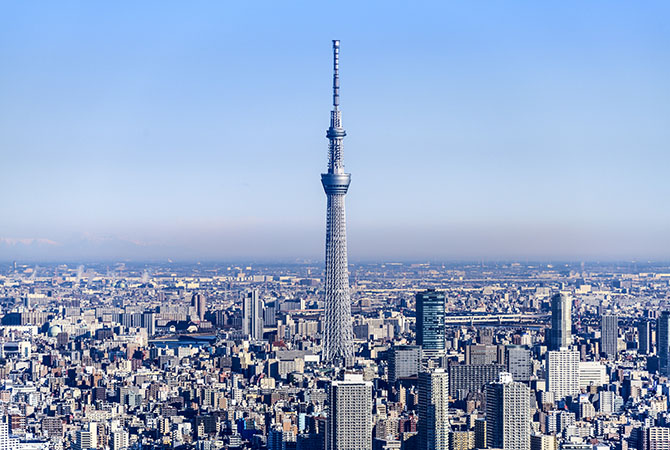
(1, 1), (669, 261)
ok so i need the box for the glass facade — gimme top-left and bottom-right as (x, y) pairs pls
(416, 289), (446, 352)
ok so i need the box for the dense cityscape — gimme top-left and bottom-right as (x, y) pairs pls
(0, 260), (669, 450)
(2, 2), (668, 450)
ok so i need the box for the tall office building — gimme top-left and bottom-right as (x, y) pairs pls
(658, 312), (670, 376)
(242, 290), (264, 341)
(549, 293), (571, 350)
(418, 368), (450, 450)
(388, 345), (421, 384)
(485, 372), (531, 450)
(191, 293), (206, 322)
(416, 289), (446, 356)
(264, 301), (278, 327)
(321, 40), (355, 365)
(506, 346), (532, 383)
(638, 320), (651, 355)
(578, 361), (607, 388)
(326, 373), (373, 450)
(601, 314), (618, 359)
(466, 344), (499, 365)
(546, 349), (580, 400)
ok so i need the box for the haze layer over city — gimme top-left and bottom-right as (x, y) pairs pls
(1, 2), (670, 450)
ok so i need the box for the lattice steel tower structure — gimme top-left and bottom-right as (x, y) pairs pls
(321, 40), (354, 365)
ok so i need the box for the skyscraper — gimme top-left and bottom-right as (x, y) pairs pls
(326, 373), (373, 450)
(549, 293), (571, 350)
(389, 345), (421, 384)
(601, 314), (618, 359)
(638, 320), (651, 355)
(485, 372), (531, 450)
(242, 290), (264, 341)
(658, 311), (670, 376)
(416, 289), (446, 356)
(546, 348), (580, 400)
(191, 293), (206, 322)
(418, 368), (450, 450)
(506, 345), (532, 383)
(321, 40), (354, 365)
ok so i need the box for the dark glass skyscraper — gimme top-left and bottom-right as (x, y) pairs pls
(549, 293), (572, 350)
(658, 311), (670, 375)
(416, 289), (446, 354)
(601, 314), (618, 359)
(638, 320), (651, 355)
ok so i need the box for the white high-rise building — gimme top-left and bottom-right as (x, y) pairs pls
(485, 373), (531, 450)
(418, 368), (450, 450)
(546, 349), (580, 400)
(111, 430), (129, 450)
(599, 391), (616, 414)
(242, 290), (264, 341)
(326, 373), (373, 450)
(549, 293), (572, 350)
(0, 419), (19, 450)
(74, 423), (98, 450)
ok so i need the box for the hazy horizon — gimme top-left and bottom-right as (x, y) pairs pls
(2, 2), (669, 262)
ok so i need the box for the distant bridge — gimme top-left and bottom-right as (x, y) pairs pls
(444, 313), (549, 326)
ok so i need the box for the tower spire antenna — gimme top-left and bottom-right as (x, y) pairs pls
(332, 40), (340, 109)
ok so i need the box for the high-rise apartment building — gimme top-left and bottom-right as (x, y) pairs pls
(485, 373), (531, 450)
(634, 427), (670, 450)
(242, 290), (264, 341)
(601, 314), (618, 359)
(74, 423), (98, 450)
(142, 312), (155, 337)
(449, 364), (505, 400)
(326, 373), (373, 450)
(191, 293), (206, 322)
(546, 349), (580, 400)
(321, 40), (355, 364)
(549, 293), (571, 350)
(638, 320), (651, 355)
(416, 289), (445, 356)
(449, 431), (475, 450)
(545, 410), (575, 436)
(0, 419), (18, 450)
(111, 430), (129, 450)
(418, 368), (450, 450)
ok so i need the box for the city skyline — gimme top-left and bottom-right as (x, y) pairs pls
(2, 2), (670, 262)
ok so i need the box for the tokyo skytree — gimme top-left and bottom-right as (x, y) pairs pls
(321, 40), (354, 365)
